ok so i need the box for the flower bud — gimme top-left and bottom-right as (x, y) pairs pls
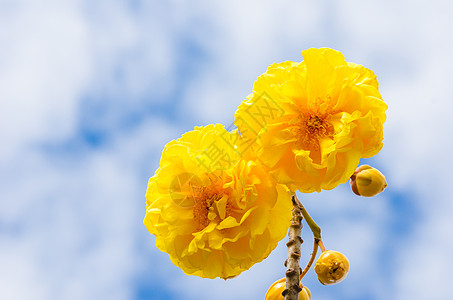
(314, 250), (349, 285)
(264, 278), (311, 300)
(350, 165), (387, 197)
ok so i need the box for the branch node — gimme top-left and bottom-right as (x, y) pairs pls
(285, 269), (297, 276)
(286, 240), (295, 247)
(293, 284), (302, 293)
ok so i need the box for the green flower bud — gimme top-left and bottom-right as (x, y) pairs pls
(314, 250), (349, 285)
(350, 165), (387, 197)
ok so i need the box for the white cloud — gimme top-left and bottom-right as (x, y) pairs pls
(0, 0), (179, 166)
(0, 0), (92, 164)
(394, 204), (453, 300)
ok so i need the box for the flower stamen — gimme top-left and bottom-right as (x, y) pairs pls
(296, 110), (334, 148)
(191, 181), (230, 231)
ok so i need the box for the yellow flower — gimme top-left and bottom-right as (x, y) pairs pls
(314, 250), (350, 285)
(235, 48), (387, 192)
(144, 124), (292, 279)
(264, 278), (311, 300)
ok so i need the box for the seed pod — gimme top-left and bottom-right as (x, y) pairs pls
(314, 250), (349, 285)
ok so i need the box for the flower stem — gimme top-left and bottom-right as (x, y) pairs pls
(294, 195), (321, 240)
(283, 195), (303, 300)
(300, 237), (320, 280)
(318, 239), (326, 252)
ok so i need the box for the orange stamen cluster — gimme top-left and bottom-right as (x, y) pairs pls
(191, 176), (230, 231)
(296, 112), (334, 147)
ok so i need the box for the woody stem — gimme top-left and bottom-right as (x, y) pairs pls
(283, 195), (303, 300)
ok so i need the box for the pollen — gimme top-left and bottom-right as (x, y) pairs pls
(296, 109), (334, 149)
(307, 114), (333, 137)
(191, 181), (226, 231)
(306, 115), (324, 134)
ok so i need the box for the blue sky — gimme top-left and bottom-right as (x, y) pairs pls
(1, 0), (453, 299)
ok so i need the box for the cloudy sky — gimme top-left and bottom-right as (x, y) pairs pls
(1, 0), (452, 299)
